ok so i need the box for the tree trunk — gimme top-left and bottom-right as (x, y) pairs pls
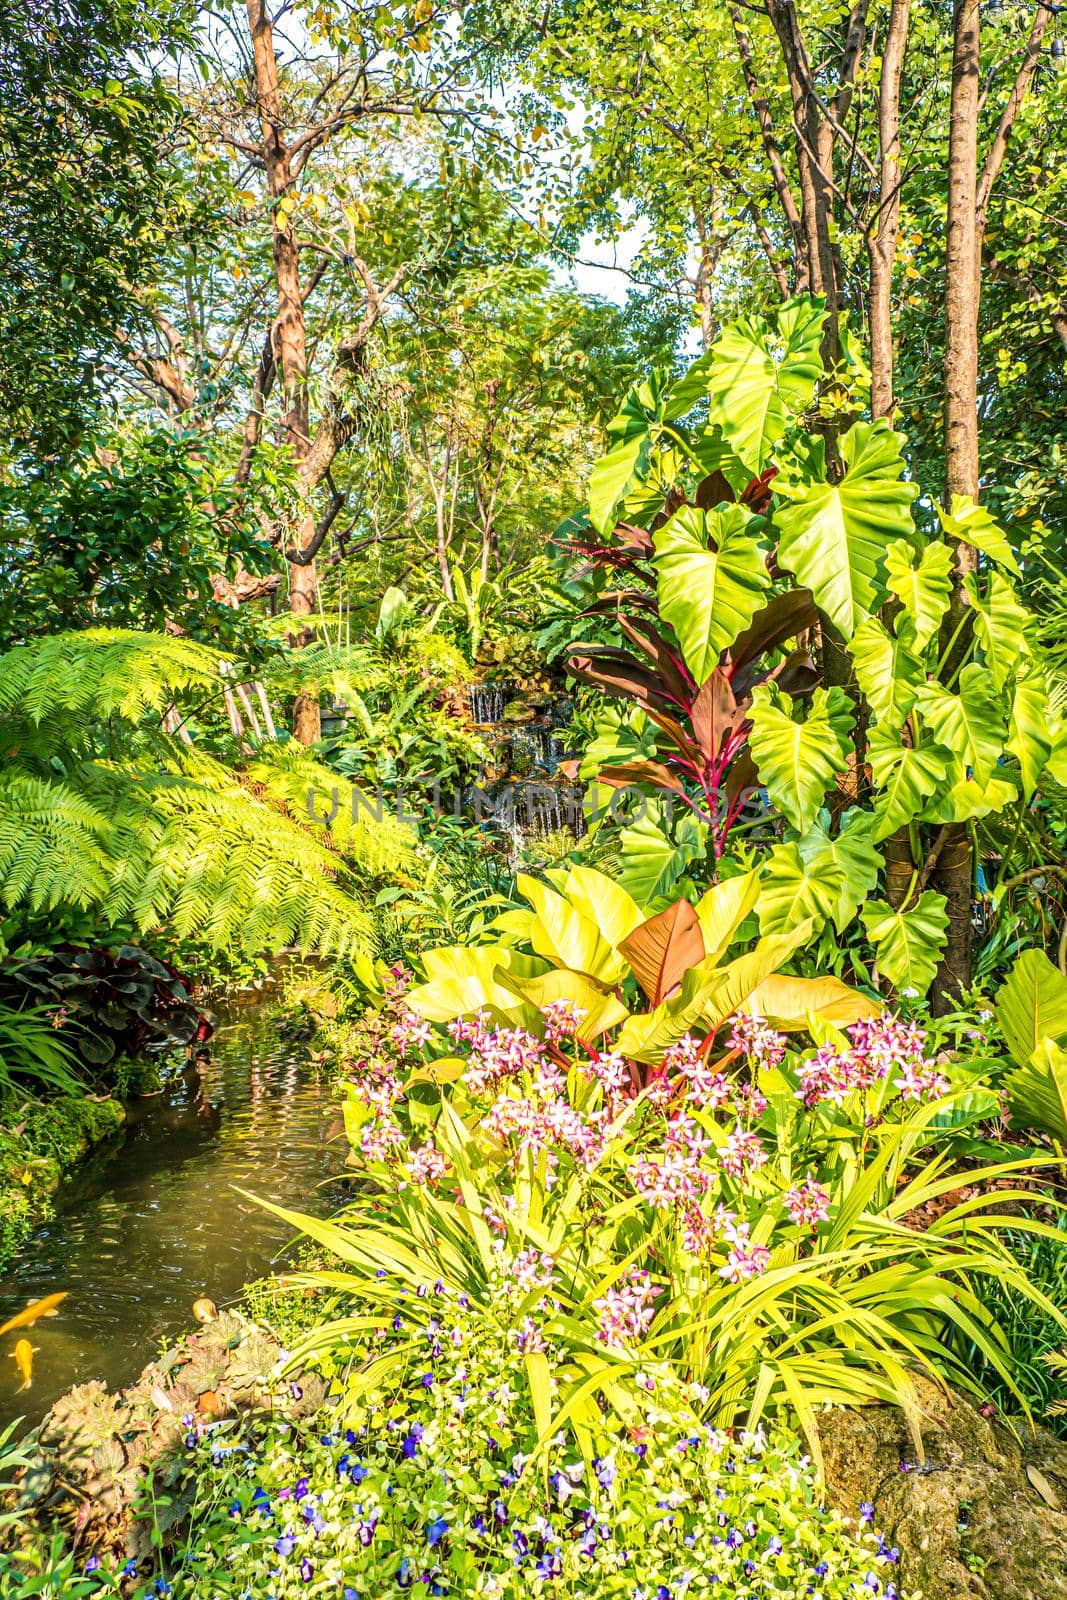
(245, 0), (320, 744)
(932, 0), (982, 1008)
(868, 0), (910, 422)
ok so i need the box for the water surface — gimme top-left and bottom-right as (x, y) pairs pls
(0, 999), (347, 1428)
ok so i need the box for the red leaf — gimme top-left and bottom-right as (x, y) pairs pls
(620, 900), (706, 1006)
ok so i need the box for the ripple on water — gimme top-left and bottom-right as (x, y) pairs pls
(0, 1012), (349, 1428)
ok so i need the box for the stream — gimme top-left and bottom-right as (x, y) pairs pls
(0, 995), (348, 1430)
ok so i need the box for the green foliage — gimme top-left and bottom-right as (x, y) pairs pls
(266, 995), (1063, 1461)
(0, 0), (189, 449)
(0, 430), (276, 649)
(0, 630), (415, 966)
(970, 1220), (1067, 1437)
(0, 1003), (84, 1099)
(568, 296), (1067, 993)
(63, 1344), (903, 1598)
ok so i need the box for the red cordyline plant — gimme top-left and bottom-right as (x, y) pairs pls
(564, 469), (819, 859)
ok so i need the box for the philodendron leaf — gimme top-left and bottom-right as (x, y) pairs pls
(653, 504), (771, 685)
(797, 810), (882, 931)
(848, 616), (924, 733)
(757, 838), (844, 938)
(742, 972), (879, 1029)
(963, 569), (1029, 691)
(1007, 666), (1053, 796)
(617, 805), (705, 907)
(913, 663), (1006, 786)
(748, 684), (855, 834)
(938, 494), (1021, 575)
(588, 435), (651, 536)
(884, 538), (953, 652)
(774, 420), (918, 637)
(920, 771), (1018, 825)
(704, 295), (826, 473)
(860, 892), (950, 997)
(868, 727), (952, 841)
(995, 947), (1067, 1067)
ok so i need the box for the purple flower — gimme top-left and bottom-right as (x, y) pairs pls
(294, 1476), (310, 1501)
(397, 1557), (413, 1589)
(767, 1535), (783, 1555)
(426, 1517), (449, 1548)
(859, 1500), (876, 1523)
(299, 1556), (314, 1582)
(275, 1533), (296, 1557)
(420, 1372), (434, 1388)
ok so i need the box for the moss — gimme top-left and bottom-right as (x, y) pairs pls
(0, 1094), (124, 1271)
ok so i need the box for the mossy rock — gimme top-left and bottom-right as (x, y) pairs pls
(0, 1095), (124, 1270)
(7, 1308), (325, 1565)
(818, 1379), (1067, 1600)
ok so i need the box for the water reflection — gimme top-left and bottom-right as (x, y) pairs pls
(0, 1001), (347, 1428)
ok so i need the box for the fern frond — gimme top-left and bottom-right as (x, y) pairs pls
(0, 629), (226, 727)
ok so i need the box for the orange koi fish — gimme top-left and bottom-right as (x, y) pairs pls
(0, 1291), (68, 1338)
(11, 1338), (34, 1391)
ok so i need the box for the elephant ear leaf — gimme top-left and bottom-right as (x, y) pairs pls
(884, 539), (952, 653)
(653, 505), (771, 685)
(963, 570), (1029, 691)
(704, 295), (826, 474)
(913, 664), (1005, 786)
(859, 892), (949, 997)
(748, 684), (855, 835)
(868, 728), (952, 841)
(995, 948), (1067, 1067)
(938, 495), (1021, 575)
(848, 616), (924, 733)
(1007, 667), (1053, 797)
(620, 899), (706, 1005)
(774, 420), (918, 637)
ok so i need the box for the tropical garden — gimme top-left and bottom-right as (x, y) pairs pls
(0, 0), (1066, 1595)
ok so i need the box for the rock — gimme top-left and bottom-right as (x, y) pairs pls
(4, 1310), (325, 1566)
(818, 1379), (1067, 1600)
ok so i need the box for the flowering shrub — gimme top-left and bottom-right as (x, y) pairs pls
(93, 1291), (908, 1600)
(261, 968), (1065, 1448)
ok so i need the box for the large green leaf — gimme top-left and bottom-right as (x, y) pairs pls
(797, 810), (883, 931)
(860, 892), (949, 997)
(920, 771), (1018, 825)
(704, 296), (826, 473)
(748, 684), (855, 834)
(939, 495), (1021, 575)
(913, 664), (1005, 785)
(964, 570), (1029, 691)
(617, 805), (705, 907)
(757, 838), (844, 938)
(1005, 1039), (1067, 1143)
(848, 616), (924, 733)
(868, 727), (952, 841)
(588, 435), (651, 537)
(653, 505), (771, 684)
(774, 421), (918, 637)
(1007, 666), (1053, 796)
(884, 539), (952, 653)
(995, 948), (1067, 1067)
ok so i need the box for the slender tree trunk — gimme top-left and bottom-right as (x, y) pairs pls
(870, 0), (914, 906)
(932, 0), (982, 1007)
(245, 0), (320, 744)
(868, 0), (910, 422)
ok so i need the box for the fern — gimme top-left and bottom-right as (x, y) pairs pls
(0, 630), (412, 964)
